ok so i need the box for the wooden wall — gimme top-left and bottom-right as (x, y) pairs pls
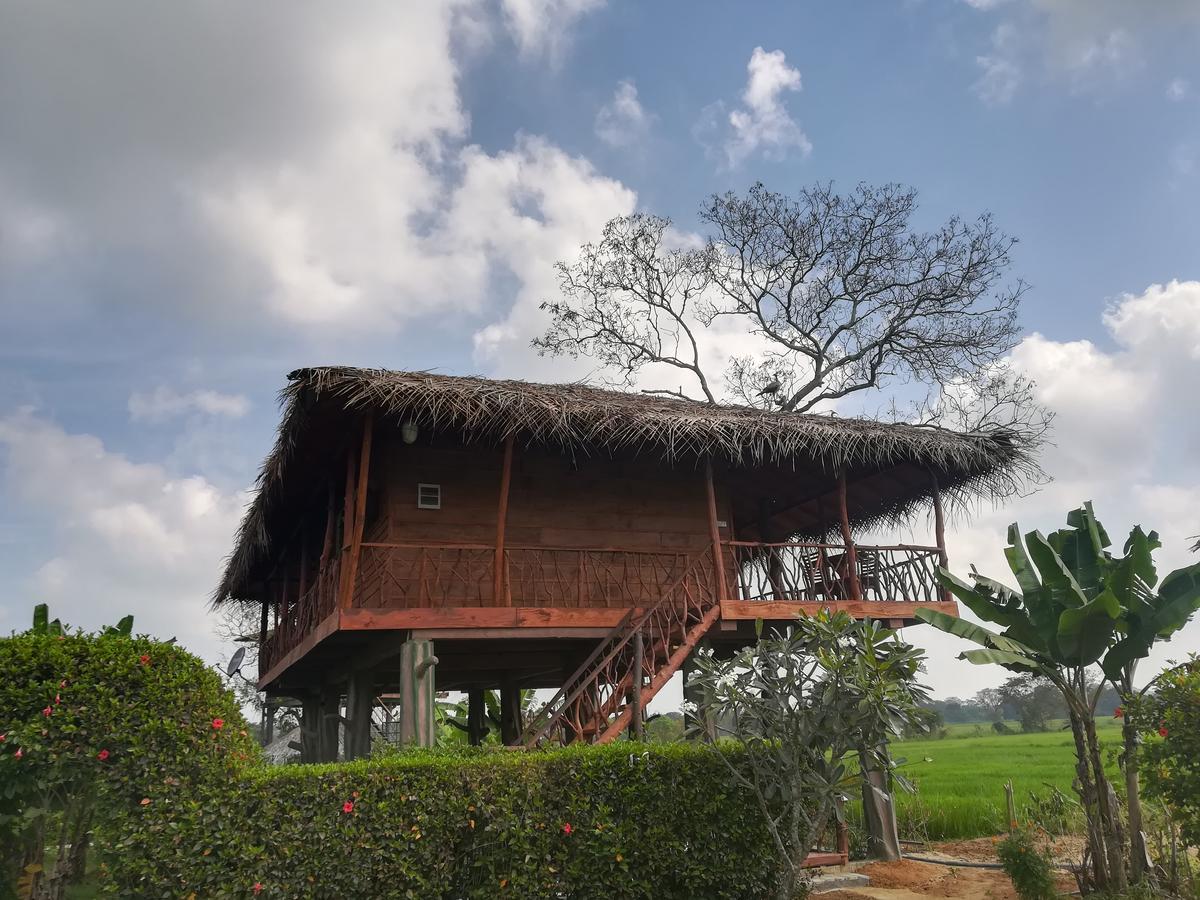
(358, 431), (728, 610)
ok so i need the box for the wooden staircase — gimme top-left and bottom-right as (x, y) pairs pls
(518, 551), (720, 746)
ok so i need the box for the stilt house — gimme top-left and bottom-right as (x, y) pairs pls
(214, 366), (1028, 758)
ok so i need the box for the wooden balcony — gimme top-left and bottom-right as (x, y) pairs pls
(259, 539), (953, 682)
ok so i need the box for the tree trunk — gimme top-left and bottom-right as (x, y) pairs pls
(1085, 714), (1128, 891)
(860, 746), (901, 861)
(1068, 707), (1109, 890)
(1118, 679), (1151, 884)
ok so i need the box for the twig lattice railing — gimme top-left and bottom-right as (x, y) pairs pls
(260, 556), (340, 676)
(723, 541), (944, 604)
(520, 549), (718, 747)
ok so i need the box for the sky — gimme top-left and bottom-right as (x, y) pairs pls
(1, 0), (1199, 702)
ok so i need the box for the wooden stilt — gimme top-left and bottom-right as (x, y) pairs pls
(704, 459), (730, 606)
(929, 469), (952, 603)
(836, 472), (863, 602)
(398, 640), (437, 747)
(346, 671), (374, 760)
(467, 688), (486, 746)
(500, 675), (523, 745)
(318, 685), (341, 762)
(630, 631), (644, 741)
(300, 694), (320, 763)
(494, 435), (514, 606)
(263, 702), (275, 747)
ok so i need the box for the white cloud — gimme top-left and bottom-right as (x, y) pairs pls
(1167, 78), (1190, 101)
(701, 47), (811, 169)
(911, 280), (1200, 696)
(129, 386), (250, 422)
(500, 0), (605, 60)
(594, 80), (654, 148)
(0, 411), (246, 662)
(974, 24), (1023, 105)
(0, 0), (626, 338)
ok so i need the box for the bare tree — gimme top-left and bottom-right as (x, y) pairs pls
(536, 182), (1051, 448)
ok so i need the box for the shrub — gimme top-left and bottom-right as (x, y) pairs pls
(997, 827), (1057, 900)
(106, 744), (778, 899)
(0, 626), (257, 896)
(1143, 660), (1200, 845)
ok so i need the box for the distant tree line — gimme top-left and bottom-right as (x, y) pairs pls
(922, 674), (1120, 733)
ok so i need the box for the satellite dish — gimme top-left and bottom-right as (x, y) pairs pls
(226, 646), (247, 677)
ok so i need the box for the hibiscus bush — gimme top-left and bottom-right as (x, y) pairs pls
(106, 743), (776, 899)
(1142, 659), (1200, 845)
(0, 624), (257, 898)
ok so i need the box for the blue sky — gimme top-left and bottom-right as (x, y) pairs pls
(2, 0), (1199, 699)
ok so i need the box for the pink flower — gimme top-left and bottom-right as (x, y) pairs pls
(253, 884), (263, 896)
(342, 801), (354, 814)
(59, 680), (67, 689)
(97, 749), (110, 761)
(1114, 707), (1123, 718)
(211, 718), (224, 730)
(562, 823), (573, 835)
(14, 748), (23, 759)
(54, 694), (61, 705)
(42, 706), (52, 717)
(0, 733), (5, 742)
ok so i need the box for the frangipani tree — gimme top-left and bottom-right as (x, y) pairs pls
(916, 503), (1200, 893)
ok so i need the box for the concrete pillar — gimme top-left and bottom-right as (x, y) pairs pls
(398, 640), (438, 747)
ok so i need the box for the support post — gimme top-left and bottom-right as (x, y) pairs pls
(929, 469), (952, 603)
(467, 688), (486, 746)
(263, 702), (275, 747)
(630, 631), (644, 741)
(494, 435), (514, 606)
(836, 471), (863, 602)
(500, 675), (523, 745)
(341, 416), (374, 610)
(346, 671), (374, 760)
(318, 685), (341, 763)
(682, 650), (716, 742)
(258, 600), (269, 648)
(704, 459), (730, 606)
(398, 640), (438, 747)
(299, 694), (320, 763)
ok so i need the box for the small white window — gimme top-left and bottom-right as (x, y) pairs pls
(417, 483), (441, 510)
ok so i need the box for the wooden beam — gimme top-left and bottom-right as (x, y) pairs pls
(341, 415), (374, 610)
(704, 459), (730, 606)
(256, 609), (341, 690)
(340, 606), (640, 631)
(836, 471), (864, 602)
(929, 469), (952, 603)
(720, 599), (959, 621)
(336, 446), (357, 605)
(494, 435), (515, 607)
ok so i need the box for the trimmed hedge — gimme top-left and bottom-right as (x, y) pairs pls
(107, 744), (778, 899)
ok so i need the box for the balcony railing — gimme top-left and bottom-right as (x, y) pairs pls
(722, 541), (944, 604)
(259, 539), (946, 679)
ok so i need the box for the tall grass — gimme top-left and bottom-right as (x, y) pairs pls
(858, 719), (1122, 840)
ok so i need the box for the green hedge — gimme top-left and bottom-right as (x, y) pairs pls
(106, 744), (777, 899)
(0, 629), (258, 894)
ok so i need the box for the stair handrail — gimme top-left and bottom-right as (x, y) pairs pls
(519, 551), (714, 747)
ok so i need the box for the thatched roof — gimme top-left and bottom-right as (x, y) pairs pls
(215, 366), (1035, 603)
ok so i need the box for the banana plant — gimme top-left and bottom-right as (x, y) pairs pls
(916, 503), (1200, 892)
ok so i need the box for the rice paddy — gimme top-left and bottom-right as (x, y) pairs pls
(879, 718), (1121, 840)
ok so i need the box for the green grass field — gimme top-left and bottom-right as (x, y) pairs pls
(879, 718), (1121, 840)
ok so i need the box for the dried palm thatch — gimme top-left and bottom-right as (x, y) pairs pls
(215, 366), (1037, 603)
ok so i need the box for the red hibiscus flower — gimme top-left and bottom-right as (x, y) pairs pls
(14, 748), (22, 759)
(139, 655), (151, 666)
(342, 801), (354, 814)
(59, 680), (67, 689)
(211, 718), (224, 730)
(0, 733), (6, 742)
(42, 706), (52, 717)
(562, 823), (573, 835)
(253, 883), (263, 895)
(97, 749), (110, 761)
(1113, 707), (1123, 718)
(54, 694), (61, 705)
(1159, 726), (1169, 738)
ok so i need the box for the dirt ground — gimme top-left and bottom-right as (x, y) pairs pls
(816, 838), (1079, 899)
